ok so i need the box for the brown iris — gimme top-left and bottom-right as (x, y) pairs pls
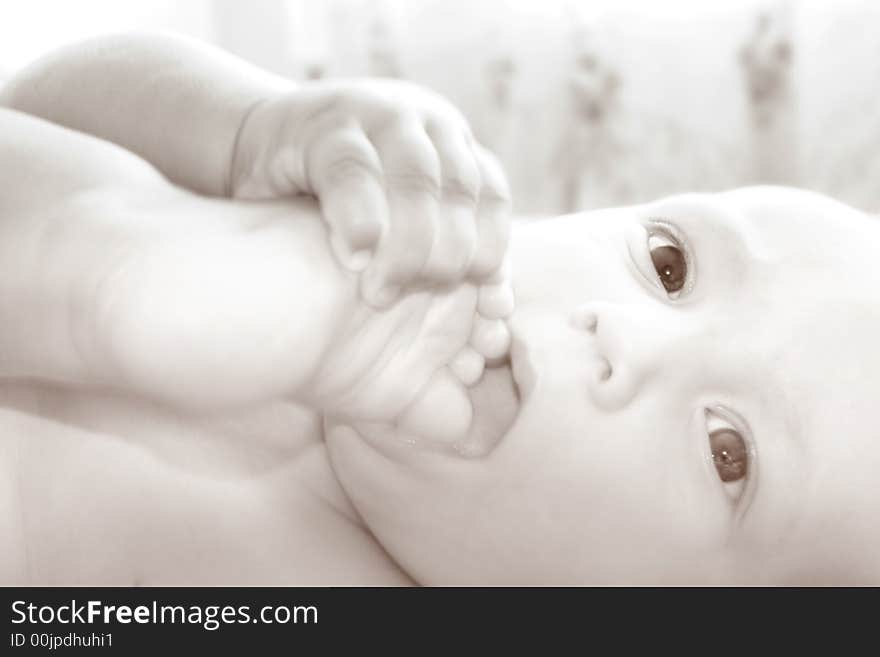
(709, 429), (748, 482)
(649, 244), (687, 294)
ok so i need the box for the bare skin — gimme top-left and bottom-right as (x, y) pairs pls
(4, 35), (880, 585)
(0, 33), (514, 585)
(0, 108), (486, 585)
(329, 187), (880, 585)
(3, 110), (880, 584)
(0, 383), (394, 585)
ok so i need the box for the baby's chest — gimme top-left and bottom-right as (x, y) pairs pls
(0, 385), (406, 584)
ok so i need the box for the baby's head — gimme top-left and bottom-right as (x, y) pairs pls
(327, 186), (880, 584)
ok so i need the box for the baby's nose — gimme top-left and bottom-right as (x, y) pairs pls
(571, 302), (690, 411)
(570, 307), (613, 381)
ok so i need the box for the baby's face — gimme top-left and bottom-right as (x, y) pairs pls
(327, 187), (880, 584)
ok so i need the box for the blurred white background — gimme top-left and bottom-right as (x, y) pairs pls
(2, 0), (878, 215)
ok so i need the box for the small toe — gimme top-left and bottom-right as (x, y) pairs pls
(470, 317), (511, 360)
(477, 282), (515, 319)
(450, 346), (485, 387)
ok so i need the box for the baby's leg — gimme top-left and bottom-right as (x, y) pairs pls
(0, 108), (169, 386)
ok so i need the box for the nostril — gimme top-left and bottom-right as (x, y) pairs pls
(597, 357), (612, 381)
(586, 315), (598, 334)
(571, 307), (598, 333)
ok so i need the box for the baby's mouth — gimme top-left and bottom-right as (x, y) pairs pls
(357, 327), (535, 461)
(453, 333), (534, 458)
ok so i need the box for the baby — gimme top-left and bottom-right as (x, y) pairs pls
(0, 32), (512, 441)
(1, 34), (878, 585)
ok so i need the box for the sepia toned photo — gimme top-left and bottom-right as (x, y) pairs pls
(1, 0), (878, 587)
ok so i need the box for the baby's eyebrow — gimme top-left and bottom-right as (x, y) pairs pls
(695, 203), (764, 258)
(646, 197), (766, 275)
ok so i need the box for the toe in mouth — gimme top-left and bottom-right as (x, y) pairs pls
(455, 356), (523, 458)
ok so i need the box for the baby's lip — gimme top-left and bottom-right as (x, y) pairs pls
(509, 330), (537, 403)
(352, 325), (533, 463)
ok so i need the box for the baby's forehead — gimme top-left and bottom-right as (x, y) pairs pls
(683, 187), (880, 435)
(715, 186), (875, 244)
(722, 190), (880, 403)
(728, 192), (880, 504)
(698, 187), (880, 297)
(643, 189), (880, 578)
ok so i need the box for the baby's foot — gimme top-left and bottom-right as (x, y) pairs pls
(396, 279), (515, 444)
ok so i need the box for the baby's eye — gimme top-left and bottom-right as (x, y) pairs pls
(705, 408), (753, 506)
(627, 219), (695, 300)
(710, 428), (748, 482)
(648, 232), (687, 295)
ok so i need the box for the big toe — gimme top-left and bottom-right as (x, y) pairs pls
(398, 367), (472, 445)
